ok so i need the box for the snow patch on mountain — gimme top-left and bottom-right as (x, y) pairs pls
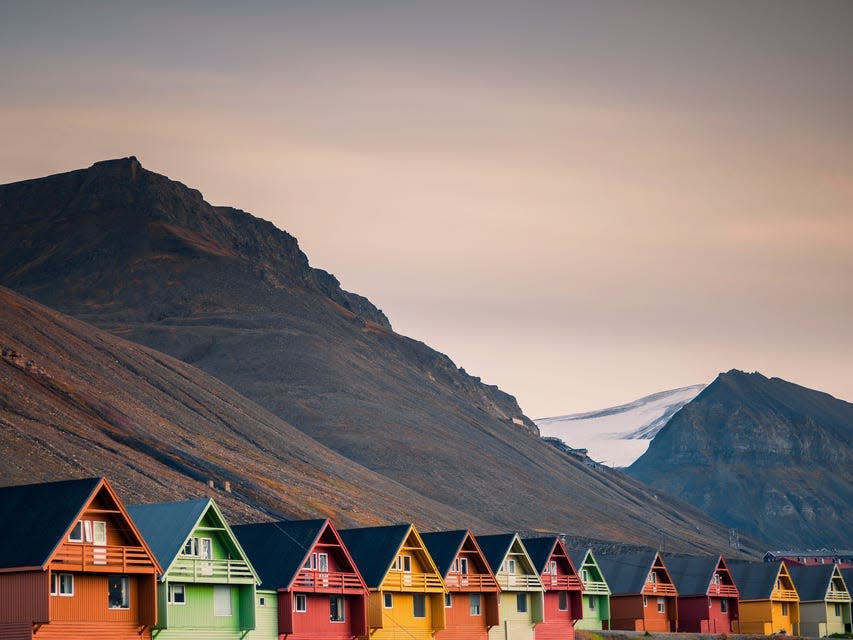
(535, 384), (706, 468)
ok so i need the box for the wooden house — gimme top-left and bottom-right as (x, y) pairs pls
(339, 524), (446, 640)
(0, 477), (161, 640)
(728, 560), (800, 635)
(788, 564), (852, 636)
(665, 555), (739, 633)
(597, 551), (678, 632)
(421, 530), (501, 640)
(567, 548), (610, 631)
(522, 537), (583, 640)
(477, 534), (545, 640)
(232, 519), (369, 640)
(127, 498), (259, 639)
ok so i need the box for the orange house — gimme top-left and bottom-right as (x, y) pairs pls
(597, 551), (678, 632)
(0, 477), (161, 640)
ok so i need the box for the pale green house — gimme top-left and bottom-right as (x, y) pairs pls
(568, 548), (611, 630)
(128, 497), (260, 639)
(789, 564), (851, 637)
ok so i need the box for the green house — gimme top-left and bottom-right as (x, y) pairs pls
(128, 497), (260, 639)
(568, 548), (611, 630)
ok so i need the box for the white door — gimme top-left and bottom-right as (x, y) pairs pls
(200, 538), (213, 576)
(319, 553), (329, 586)
(93, 521), (107, 565)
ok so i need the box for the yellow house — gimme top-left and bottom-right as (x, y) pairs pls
(341, 524), (447, 640)
(477, 533), (545, 640)
(729, 560), (800, 635)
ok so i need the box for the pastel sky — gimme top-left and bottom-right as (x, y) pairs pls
(2, 1), (851, 416)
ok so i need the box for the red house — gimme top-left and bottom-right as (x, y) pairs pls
(597, 551), (678, 632)
(232, 519), (369, 640)
(421, 530), (501, 640)
(665, 555), (740, 633)
(522, 537), (584, 640)
(0, 477), (161, 640)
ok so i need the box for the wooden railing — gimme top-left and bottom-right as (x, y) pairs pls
(496, 574), (542, 590)
(708, 584), (739, 598)
(826, 589), (851, 602)
(444, 573), (498, 591)
(541, 574), (584, 590)
(643, 582), (677, 596)
(292, 570), (365, 593)
(382, 572), (445, 592)
(581, 581), (611, 595)
(52, 544), (153, 573)
(170, 557), (255, 583)
(773, 588), (799, 601)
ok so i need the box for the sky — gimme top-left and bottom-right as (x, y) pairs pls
(1, 1), (852, 417)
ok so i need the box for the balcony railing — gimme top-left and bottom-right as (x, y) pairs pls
(292, 570), (365, 593)
(708, 584), (739, 598)
(541, 574), (584, 590)
(52, 544), (153, 573)
(496, 574), (543, 591)
(382, 572), (444, 592)
(170, 557), (255, 583)
(642, 582), (677, 596)
(444, 573), (498, 592)
(581, 581), (611, 595)
(826, 589), (851, 603)
(772, 588), (799, 601)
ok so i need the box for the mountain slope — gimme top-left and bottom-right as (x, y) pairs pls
(536, 385), (706, 467)
(0, 158), (756, 552)
(627, 370), (853, 548)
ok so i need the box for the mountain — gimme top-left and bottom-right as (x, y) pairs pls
(627, 370), (853, 548)
(536, 385), (706, 467)
(0, 158), (758, 552)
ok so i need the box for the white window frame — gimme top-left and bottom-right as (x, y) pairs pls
(469, 593), (481, 616)
(168, 583), (187, 605)
(294, 594), (308, 612)
(318, 553), (329, 572)
(383, 592), (393, 609)
(656, 597), (666, 613)
(445, 593), (453, 608)
(330, 595), (345, 623)
(259, 595), (267, 607)
(648, 571), (657, 583)
(51, 573), (74, 596)
(68, 522), (84, 543)
(549, 560), (558, 575)
(504, 559), (516, 574)
(643, 595), (648, 608)
(459, 557), (469, 574)
(582, 568), (590, 583)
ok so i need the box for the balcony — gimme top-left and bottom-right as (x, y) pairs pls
(382, 571), (445, 592)
(582, 581), (611, 595)
(292, 570), (365, 593)
(541, 574), (584, 591)
(642, 582), (677, 596)
(496, 574), (543, 591)
(826, 590), (851, 603)
(444, 572), (499, 592)
(708, 584), (739, 598)
(51, 543), (154, 573)
(169, 557), (256, 584)
(773, 588), (799, 601)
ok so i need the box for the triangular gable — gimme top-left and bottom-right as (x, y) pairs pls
(598, 551), (675, 595)
(422, 529), (497, 583)
(386, 525), (445, 588)
(729, 560), (795, 601)
(568, 548), (611, 593)
(523, 536), (578, 577)
(788, 564), (845, 603)
(478, 533), (542, 582)
(776, 562), (798, 598)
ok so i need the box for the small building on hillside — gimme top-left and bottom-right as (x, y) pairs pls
(421, 530), (501, 640)
(665, 554), (739, 633)
(788, 563), (852, 637)
(128, 498), (259, 639)
(597, 551), (678, 632)
(477, 533), (545, 640)
(567, 548), (611, 631)
(233, 518), (369, 640)
(522, 536), (584, 640)
(728, 559), (800, 635)
(0, 477), (161, 640)
(340, 524), (447, 640)
(764, 550), (853, 569)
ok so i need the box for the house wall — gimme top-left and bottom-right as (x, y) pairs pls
(534, 591), (575, 640)
(487, 592), (536, 640)
(735, 601), (773, 635)
(575, 594), (608, 630)
(0, 572), (49, 624)
(798, 601), (852, 637)
(677, 595), (735, 633)
(288, 592), (364, 640)
(436, 592), (490, 640)
(369, 592), (442, 640)
(156, 583), (253, 639)
(610, 594), (674, 632)
(244, 590), (277, 640)
(770, 600), (799, 635)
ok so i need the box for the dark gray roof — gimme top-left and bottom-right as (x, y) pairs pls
(0, 477), (102, 569)
(232, 519), (326, 591)
(728, 560), (783, 600)
(567, 547), (592, 569)
(476, 533), (516, 574)
(522, 537), (558, 574)
(788, 564), (839, 602)
(340, 524), (411, 588)
(842, 569), (853, 592)
(664, 555), (721, 596)
(597, 551), (660, 595)
(421, 530), (468, 578)
(127, 498), (210, 570)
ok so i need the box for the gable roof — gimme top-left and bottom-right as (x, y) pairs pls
(0, 477), (103, 570)
(339, 524), (413, 588)
(727, 560), (787, 600)
(597, 551), (663, 595)
(421, 530), (468, 577)
(788, 564), (844, 602)
(665, 555), (722, 596)
(842, 569), (853, 594)
(522, 537), (560, 575)
(476, 533), (518, 574)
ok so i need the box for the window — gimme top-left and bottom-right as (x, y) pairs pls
(459, 557), (469, 574)
(713, 573), (722, 585)
(51, 573), (74, 596)
(558, 591), (569, 611)
(834, 603), (841, 617)
(445, 593), (453, 608)
(643, 596), (648, 608)
(720, 599), (728, 613)
(259, 596), (266, 607)
(516, 593), (527, 613)
(503, 559), (516, 574)
(781, 602), (789, 616)
(413, 594), (426, 618)
(294, 594), (307, 612)
(169, 583), (186, 605)
(582, 569), (590, 583)
(108, 576), (130, 609)
(393, 555), (412, 572)
(384, 592), (393, 608)
(330, 596), (345, 622)
(68, 522), (84, 542)
(549, 560), (558, 575)
(184, 538), (198, 556)
(214, 586), (233, 616)
(182, 536), (212, 558)
(656, 597), (666, 613)
(588, 596), (596, 610)
(648, 571), (657, 583)
(304, 553), (317, 570)
(470, 594), (481, 616)
(318, 553), (329, 572)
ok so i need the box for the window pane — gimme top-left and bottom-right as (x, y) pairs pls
(384, 592), (393, 608)
(108, 576), (129, 609)
(558, 591), (568, 611)
(516, 593), (527, 613)
(413, 593), (426, 618)
(444, 593), (452, 608)
(295, 594), (307, 612)
(469, 594), (481, 615)
(330, 596), (345, 622)
(69, 522), (83, 542)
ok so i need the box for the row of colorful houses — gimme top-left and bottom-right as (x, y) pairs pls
(0, 477), (850, 640)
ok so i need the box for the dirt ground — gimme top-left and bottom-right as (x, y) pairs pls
(577, 630), (816, 640)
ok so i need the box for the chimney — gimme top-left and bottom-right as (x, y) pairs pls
(224, 481), (232, 493)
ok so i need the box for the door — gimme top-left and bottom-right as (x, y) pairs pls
(402, 555), (412, 586)
(318, 553), (329, 586)
(93, 521), (107, 565)
(200, 538), (213, 576)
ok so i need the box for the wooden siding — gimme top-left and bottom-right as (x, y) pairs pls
(435, 592), (498, 640)
(488, 592), (542, 640)
(735, 599), (800, 636)
(799, 600), (853, 637)
(677, 595), (737, 633)
(366, 592), (444, 640)
(244, 590), (278, 640)
(575, 594), (609, 630)
(0, 623), (32, 640)
(33, 621), (151, 639)
(280, 592), (366, 640)
(535, 591), (576, 640)
(0, 572), (49, 624)
(609, 594), (676, 632)
(156, 582), (255, 637)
